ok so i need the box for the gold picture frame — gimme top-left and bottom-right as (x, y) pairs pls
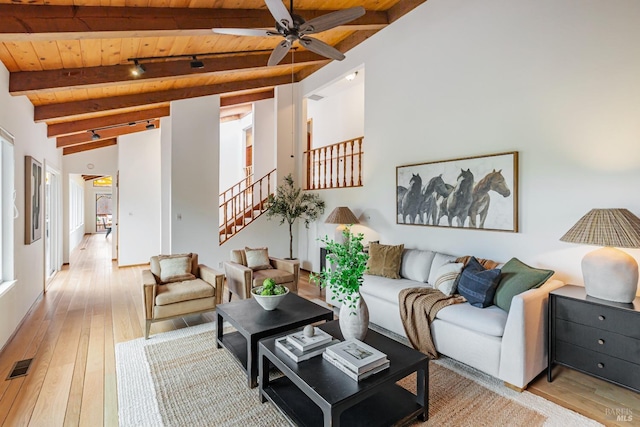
(396, 151), (518, 232)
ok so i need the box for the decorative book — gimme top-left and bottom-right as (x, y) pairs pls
(324, 339), (388, 374)
(322, 351), (390, 381)
(286, 327), (333, 352)
(275, 337), (340, 363)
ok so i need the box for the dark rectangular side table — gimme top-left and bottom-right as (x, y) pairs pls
(548, 284), (640, 392)
(259, 320), (429, 427)
(216, 292), (334, 388)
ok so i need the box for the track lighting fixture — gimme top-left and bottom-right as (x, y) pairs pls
(131, 60), (146, 76)
(90, 130), (101, 140)
(146, 121), (156, 130)
(190, 56), (205, 69)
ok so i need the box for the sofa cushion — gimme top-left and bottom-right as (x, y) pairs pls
(252, 269), (294, 288)
(366, 243), (404, 279)
(435, 303), (508, 337)
(427, 252), (459, 285)
(245, 247), (273, 271)
(434, 262), (464, 296)
(155, 278), (215, 306)
(360, 274), (429, 303)
(494, 258), (554, 312)
(400, 249), (435, 282)
(158, 253), (196, 284)
(457, 257), (502, 308)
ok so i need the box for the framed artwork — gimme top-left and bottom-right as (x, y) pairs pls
(396, 151), (518, 232)
(25, 155), (43, 244)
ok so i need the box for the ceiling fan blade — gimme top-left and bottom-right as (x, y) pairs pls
(299, 6), (366, 35)
(212, 28), (278, 37)
(299, 37), (345, 61)
(268, 39), (293, 66)
(265, 0), (294, 29)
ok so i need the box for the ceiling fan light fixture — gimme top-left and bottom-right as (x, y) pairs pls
(131, 60), (146, 76)
(190, 56), (205, 69)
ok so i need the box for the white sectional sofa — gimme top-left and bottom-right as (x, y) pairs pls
(326, 248), (563, 389)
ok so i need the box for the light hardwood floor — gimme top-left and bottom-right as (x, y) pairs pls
(0, 234), (637, 426)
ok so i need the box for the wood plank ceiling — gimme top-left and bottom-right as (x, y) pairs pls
(0, 0), (425, 154)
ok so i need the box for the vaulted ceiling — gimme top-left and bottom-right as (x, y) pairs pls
(0, 0), (425, 154)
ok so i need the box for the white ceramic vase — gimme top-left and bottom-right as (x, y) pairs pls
(339, 292), (369, 341)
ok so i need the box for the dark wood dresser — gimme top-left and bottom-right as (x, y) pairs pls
(548, 284), (640, 392)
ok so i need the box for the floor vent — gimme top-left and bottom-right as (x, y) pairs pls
(6, 358), (33, 380)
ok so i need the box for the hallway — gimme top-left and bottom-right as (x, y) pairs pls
(0, 234), (214, 426)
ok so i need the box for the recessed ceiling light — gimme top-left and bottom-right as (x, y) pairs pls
(345, 71), (358, 81)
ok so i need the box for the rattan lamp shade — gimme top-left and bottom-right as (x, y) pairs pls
(325, 207), (359, 225)
(560, 209), (640, 248)
(560, 208), (640, 303)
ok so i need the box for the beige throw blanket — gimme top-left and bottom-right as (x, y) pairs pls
(399, 287), (466, 359)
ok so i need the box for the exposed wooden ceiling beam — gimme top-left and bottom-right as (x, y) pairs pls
(387, 0), (428, 23)
(220, 89), (274, 107)
(47, 106), (170, 137)
(57, 120), (159, 147)
(10, 52), (324, 95)
(0, 5), (388, 41)
(35, 75), (294, 122)
(63, 138), (117, 156)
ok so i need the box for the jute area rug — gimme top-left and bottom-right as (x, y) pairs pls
(116, 323), (602, 427)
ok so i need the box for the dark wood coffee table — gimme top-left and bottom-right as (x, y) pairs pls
(258, 320), (429, 426)
(216, 292), (334, 388)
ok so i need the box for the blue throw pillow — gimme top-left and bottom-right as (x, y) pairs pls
(457, 257), (502, 308)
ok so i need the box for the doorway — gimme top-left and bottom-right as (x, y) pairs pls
(45, 167), (61, 286)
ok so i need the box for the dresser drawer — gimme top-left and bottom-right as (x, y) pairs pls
(555, 297), (640, 339)
(556, 342), (640, 391)
(555, 319), (640, 364)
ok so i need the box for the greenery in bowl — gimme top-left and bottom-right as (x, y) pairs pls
(310, 227), (369, 312)
(253, 278), (287, 296)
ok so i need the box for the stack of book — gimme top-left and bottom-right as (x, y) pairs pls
(323, 339), (389, 381)
(275, 327), (339, 362)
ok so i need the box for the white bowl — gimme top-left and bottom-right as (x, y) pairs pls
(251, 286), (289, 311)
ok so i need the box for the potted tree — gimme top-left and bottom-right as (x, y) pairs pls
(265, 173), (325, 259)
(310, 227), (370, 340)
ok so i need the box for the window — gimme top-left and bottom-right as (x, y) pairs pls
(0, 126), (15, 285)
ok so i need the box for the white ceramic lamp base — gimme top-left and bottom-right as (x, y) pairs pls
(581, 246), (639, 303)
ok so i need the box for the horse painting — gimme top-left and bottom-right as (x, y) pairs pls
(468, 169), (511, 228)
(421, 175), (451, 225)
(439, 169), (474, 227)
(397, 173), (423, 224)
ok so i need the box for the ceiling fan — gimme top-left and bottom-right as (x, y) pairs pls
(212, 0), (365, 66)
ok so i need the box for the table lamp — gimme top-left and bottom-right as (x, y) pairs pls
(560, 208), (640, 303)
(325, 206), (359, 241)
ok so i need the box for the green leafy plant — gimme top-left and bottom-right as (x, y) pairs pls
(265, 173), (325, 259)
(310, 227), (369, 312)
(253, 278), (287, 296)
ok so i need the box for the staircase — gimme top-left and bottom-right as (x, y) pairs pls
(219, 169), (276, 244)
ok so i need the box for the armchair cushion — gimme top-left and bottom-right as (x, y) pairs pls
(252, 269), (295, 288)
(155, 278), (216, 306)
(150, 253), (199, 283)
(159, 254), (196, 284)
(244, 247), (273, 271)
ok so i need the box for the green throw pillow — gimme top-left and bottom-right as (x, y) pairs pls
(494, 258), (554, 312)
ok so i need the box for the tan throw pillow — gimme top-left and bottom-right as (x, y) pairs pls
(366, 243), (404, 279)
(245, 247), (273, 271)
(158, 253), (196, 284)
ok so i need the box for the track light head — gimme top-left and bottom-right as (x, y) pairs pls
(190, 55), (205, 69)
(146, 121), (156, 130)
(90, 130), (101, 140)
(131, 60), (146, 76)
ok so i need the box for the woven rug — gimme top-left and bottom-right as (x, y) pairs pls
(115, 323), (602, 427)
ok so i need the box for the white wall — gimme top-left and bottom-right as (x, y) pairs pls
(0, 62), (62, 351)
(253, 99), (276, 180)
(307, 78), (364, 148)
(118, 129), (161, 265)
(68, 174), (85, 253)
(63, 145), (118, 261)
(298, 0), (640, 291)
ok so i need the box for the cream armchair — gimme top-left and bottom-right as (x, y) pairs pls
(223, 248), (299, 301)
(142, 253), (224, 339)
